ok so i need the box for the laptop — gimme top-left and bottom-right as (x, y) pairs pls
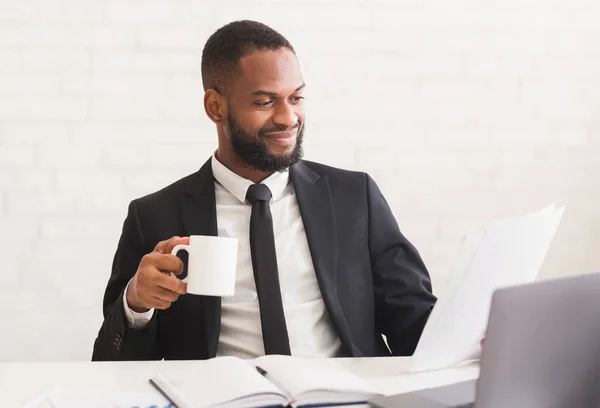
(369, 272), (600, 408)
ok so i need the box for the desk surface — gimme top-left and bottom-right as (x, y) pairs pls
(0, 357), (479, 407)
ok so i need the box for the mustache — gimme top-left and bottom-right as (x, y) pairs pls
(259, 122), (301, 135)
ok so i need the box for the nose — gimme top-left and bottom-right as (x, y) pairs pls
(272, 101), (298, 129)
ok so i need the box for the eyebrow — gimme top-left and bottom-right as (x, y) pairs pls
(251, 83), (306, 97)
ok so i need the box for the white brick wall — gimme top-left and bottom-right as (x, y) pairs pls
(1, 0), (599, 362)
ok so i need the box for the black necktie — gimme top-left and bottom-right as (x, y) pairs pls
(246, 183), (291, 355)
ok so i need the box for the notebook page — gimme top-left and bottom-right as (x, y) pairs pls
(38, 384), (170, 408)
(157, 356), (285, 407)
(252, 356), (380, 404)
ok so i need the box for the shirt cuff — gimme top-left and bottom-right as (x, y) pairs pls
(123, 279), (155, 329)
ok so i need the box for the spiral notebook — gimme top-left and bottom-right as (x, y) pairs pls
(150, 355), (382, 408)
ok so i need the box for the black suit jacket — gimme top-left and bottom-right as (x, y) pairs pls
(92, 159), (436, 361)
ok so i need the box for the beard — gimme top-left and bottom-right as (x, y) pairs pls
(227, 109), (304, 173)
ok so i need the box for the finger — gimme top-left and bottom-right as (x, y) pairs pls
(154, 236), (190, 255)
(149, 296), (172, 310)
(151, 286), (180, 303)
(148, 253), (184, 275)
(155, 273), (187, 295)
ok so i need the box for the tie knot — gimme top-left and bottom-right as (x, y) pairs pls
(246, 183), (272, 204)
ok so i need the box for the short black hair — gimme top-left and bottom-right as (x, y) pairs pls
(201, 20), (295, 92)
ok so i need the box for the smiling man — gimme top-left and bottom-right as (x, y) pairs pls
(92, 20), (437, 361)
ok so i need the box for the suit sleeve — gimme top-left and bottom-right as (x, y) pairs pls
(366, 174), (437, 356)
(92, 200), (163, 361)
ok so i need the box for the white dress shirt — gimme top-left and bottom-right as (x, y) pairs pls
(123, 155), (343, 358)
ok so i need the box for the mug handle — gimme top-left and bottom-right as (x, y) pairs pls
(170, 244), (189, 280)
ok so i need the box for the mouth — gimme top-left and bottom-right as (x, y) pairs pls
(264, 130), (297, 139)
(263, 130), (297, 146)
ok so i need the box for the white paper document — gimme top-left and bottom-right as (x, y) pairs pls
(409, 205), (564, 372)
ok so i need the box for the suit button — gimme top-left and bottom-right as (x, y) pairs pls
(113, 334), (123, 351)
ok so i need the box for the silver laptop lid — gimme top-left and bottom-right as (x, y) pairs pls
(476, 272), (600, 408)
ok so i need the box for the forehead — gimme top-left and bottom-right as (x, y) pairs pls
(232, 48), (303, 94)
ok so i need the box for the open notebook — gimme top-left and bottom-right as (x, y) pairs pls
(150, 355), (382, 408)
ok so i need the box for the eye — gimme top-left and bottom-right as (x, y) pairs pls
(254, 100), (273, 107)
(290, 96), (305, 104)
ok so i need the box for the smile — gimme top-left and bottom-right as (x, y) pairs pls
(264, 130), (297, 139)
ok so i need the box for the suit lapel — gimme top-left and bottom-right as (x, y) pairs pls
(178, 158), (221, 358)
(290, 162), (355, 355)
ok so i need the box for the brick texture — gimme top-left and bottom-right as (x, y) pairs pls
(0, 0), (599, 362)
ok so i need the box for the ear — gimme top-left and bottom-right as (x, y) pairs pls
(204, 89), (226, 124)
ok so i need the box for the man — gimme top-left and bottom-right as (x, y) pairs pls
(92, 20), (436, 361)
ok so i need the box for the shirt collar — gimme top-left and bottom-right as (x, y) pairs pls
(211, 154), (290, 204)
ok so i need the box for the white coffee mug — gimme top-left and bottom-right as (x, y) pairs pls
(170, 235), (238, 296)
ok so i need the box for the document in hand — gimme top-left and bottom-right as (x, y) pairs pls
(409, 205), (564, 372)
(150, 355), (382, 408)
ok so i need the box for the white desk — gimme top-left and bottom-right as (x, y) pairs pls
(0, 358), (479, 407)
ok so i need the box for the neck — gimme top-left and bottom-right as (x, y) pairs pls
(215, 145), (273, 184)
